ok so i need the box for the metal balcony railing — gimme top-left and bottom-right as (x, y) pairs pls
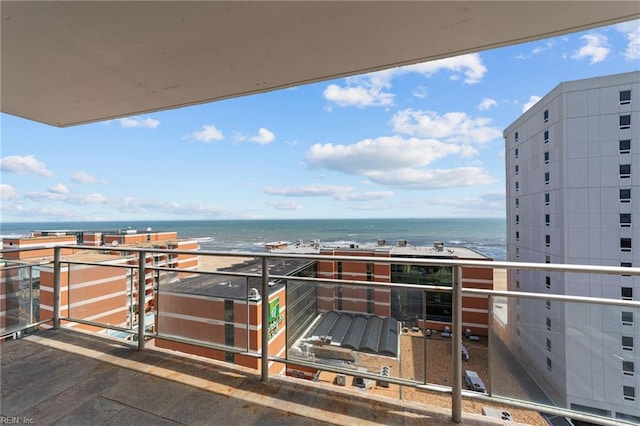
(2, 244), (640, 425)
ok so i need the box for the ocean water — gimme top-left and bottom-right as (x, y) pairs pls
(0, 218), (506, 260)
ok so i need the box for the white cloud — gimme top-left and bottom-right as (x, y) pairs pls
(305, 136), (495, 190)
(337, 191), (394, 202)
(399, 53), (487, 84)
(428, 191), (505, 214)
(118, 116), (160, 129)
(263, 184), (394, 202)
(269, 200), (303, 211)
(307, 136), (461, 174)
(366, 167), (496, 189)
(71, 172), (97, 184)
(0, 184), (19, 200)
(459, 146), (479, 158)
(412, 86), (428, 99)
(0, 155), (53, 177)
(522, 95), (542, 113)
(26, 191), (107, 205)
(323, 75), (394, 108)
(249, 128), (276, 144)
(263, 184), (355, 197)
(516, 40), (556, 59)
(532, 41), (556, 55)
(48, 184), (68, 194)
(572, 33), (610, 64)
(478, 98), (497, 111)
(616, 20), (640, 60)
(390, 109), (501, 144)
(323, 53), (487, 108)
(193, 125), (224, 142)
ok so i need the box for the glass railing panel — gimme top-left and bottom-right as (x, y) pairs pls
(154, 254), (259, 365)
(286, 281), (404, 393)
(0, 263), (42, 336)
(489, 295), (640, 425)
(64, 263), (134, 335)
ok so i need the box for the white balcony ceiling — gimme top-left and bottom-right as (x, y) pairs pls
(2, 1), (638, 127)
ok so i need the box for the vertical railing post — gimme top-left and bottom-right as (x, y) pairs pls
(423, 289), (428, 384)
(53, 247), (61, 329)
(28, 265), (34, 325)
(261, 256), (270, 382)
(246, 276), (250, 353)
(451, 265), (463, 423)
(129, 269), (135, 330)
(488, 294), (493, 396)
(137, 251), (146, 351)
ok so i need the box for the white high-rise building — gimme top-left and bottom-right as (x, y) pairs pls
(504, 71), (640, 422)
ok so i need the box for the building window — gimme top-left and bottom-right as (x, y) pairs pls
(622, 311), (634, 326)
(516, 214), (520, 224)
(545, 214), (550, 226)
(622, 262), (633, 276)
(621, 238), (632, 252)
(620, 139), (631, 154)
(337, 261), (343, 279)
(545, 255), (550, 264)
(515, 181), (519, 191)
(366, 263), (373, 281)
(623, 336), (634, 351)
(514, 131), (519, 142)
(545, 235), (550, 247)
(623, 361), (635, 376)
(515, 247), (520, 258)
(545, 276), (551, 289)
(544, 151), (549, 164)
(620, 115), (631, 130)
(624, 386), (636, 401)
(620, 90), (631, 105)
(515, 165), (519, 175)
(622, 287), (633, 300)
(544, 130), (549, 143)
(546, 338), (551, 351)
(545, 193), (550, 205)
(515, 148), (519, 158)
(515, 198), (520, 208)
(516, 280), (520, 290)
(546, 317), (551, 331)
(620, 188), (631, 203)
(620, 164), (631, 178)
(516, 231), (520, 241)
(546, 299), (551, 310)
(621, 213), (632, 227)
(547, 357), (552, 371)
(544, 109), (549, 122)
(544, 172), (550, 185)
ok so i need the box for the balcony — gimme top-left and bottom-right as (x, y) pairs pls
(2, 245), (640, 425)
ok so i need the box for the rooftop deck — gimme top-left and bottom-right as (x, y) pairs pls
(1, 329), (510, 425)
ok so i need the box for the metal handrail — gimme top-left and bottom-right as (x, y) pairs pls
(2, 244), (639, 425)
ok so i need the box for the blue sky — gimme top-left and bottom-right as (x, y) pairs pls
(2, 20), (639, 223)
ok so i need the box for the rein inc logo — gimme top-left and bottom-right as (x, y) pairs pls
(1, 417), (35, 424)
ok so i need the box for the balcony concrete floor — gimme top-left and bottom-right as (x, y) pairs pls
(1, 329), (511, 425)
